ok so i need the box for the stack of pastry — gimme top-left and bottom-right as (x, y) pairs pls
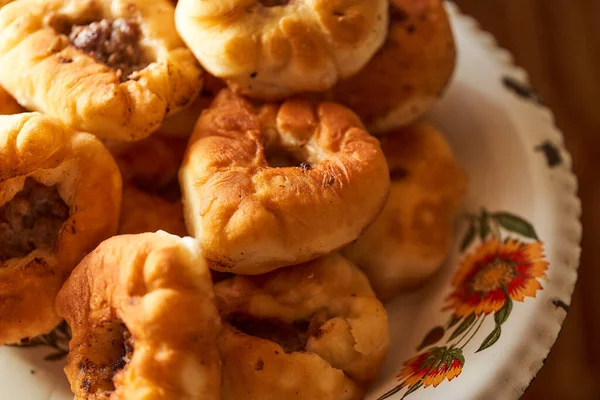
(0, 0), (467, 399)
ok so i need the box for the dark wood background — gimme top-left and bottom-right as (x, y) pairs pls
(453, 1), (599, 399)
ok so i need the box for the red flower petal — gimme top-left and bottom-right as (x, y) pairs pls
(509, 276), (543, 302)
(476, 289), (506, 314)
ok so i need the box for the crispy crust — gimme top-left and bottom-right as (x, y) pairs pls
(216, 253), (389, 400)
(56, 232), (222, 400)
(330, 0), (456, 132)
(343, 123), (468, 301)
(118, 185), (187, 236)
(175, 0), (388, 100)
(179, 89), (390, 274)
(109, 135), (188, 236)
(0, 85), (24, 115)
(0, 112), (121, 344)
(157, 72), (226, 138)
(0, 0), (203, 141)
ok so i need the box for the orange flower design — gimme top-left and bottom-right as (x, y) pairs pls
(445, 239), (548, 317)
(398, 347), (464, 389)
(379, 211), (550, 400)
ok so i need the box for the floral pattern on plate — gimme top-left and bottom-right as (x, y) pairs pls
(379, 209), (548, 399)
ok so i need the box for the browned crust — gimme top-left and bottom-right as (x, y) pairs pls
(343, 122), (468, 300)
(0, 0), (203, 141)
(175, 0), (388, 100)
(109, 135), (188, 189)
(118, 185), (187, 236)
(330, 0), (456, 131)
(157, 71), (227, 138)
(180, 89), (390, 274)
(56, 232), (222, 400)
(108, 135), (188, 236)
(216, 253), (389, 399)
(0, 112), (121, 344)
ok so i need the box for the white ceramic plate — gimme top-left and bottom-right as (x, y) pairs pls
(0, 3), (581, 400)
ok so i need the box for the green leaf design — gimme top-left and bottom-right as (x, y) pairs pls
(422, 347), (445, 368)
(476, 325), (502, 353)
(460, 223), (477, 251)
(494, 299), (513, 326)
(479, 210), (490, 240)
(493, 212), (539, 240)
(449, 347), (465, 366)
(377, 385), (403, 400)
(417, 326), (445, 351)
(449, 313), (476, 341)
(402, 381), (424, 399)
(447, 314), (462, 329)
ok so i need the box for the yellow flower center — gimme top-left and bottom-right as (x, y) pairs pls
(470, 260), (515, 293)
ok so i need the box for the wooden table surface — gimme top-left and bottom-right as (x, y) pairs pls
(453, 1), (599, 399)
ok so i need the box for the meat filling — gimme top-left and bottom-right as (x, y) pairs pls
(112, 324), (134, 373)
(69, 18), (148, 81)
(230, 314), (310, 353)
(76, 323), (134, 395)
(0, 178), (69, 262)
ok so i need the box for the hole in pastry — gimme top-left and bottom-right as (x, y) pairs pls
(229, 314), (315, 353)
(67, 18), (149, 82)
(112, 323), (135, 373)
(76, 321), (135, 395)
(264, 144), (311, 169)
(132, 176), (181, 203)
(260, 0), (291, 7)
(0, 178), (69, 262)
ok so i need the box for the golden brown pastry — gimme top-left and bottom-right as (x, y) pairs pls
(0, 85), (24, 115)
(157, 72), (226, 138)
(109, 135), (188, 236)
(0, 113), (121, 345)
(175, 0), (389, 100)
(179, 90), (390, 274)
(343, 123), (468, 301)
(0, 0), (13, 8)
(56, 232), (222, 400)
(216, 253), (389, 400)
(330, 0), (456, 133)
(0, 0), (203, 141)
(118, 185), (187, 237)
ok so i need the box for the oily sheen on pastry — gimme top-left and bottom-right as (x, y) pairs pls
(56, 232), (222, 400)
(216, 253), (389, 400)
(0, 113), (121, 345)
(330, 0), (456, 132)
(343, 123), (468, 300)
(175, 0), (388, 100)
(0, 0), (203, 141)
(109, 135), (188, 236)
(179, 89), (390, 275)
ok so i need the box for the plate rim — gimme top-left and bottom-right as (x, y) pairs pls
(445, 2), (583, 399)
